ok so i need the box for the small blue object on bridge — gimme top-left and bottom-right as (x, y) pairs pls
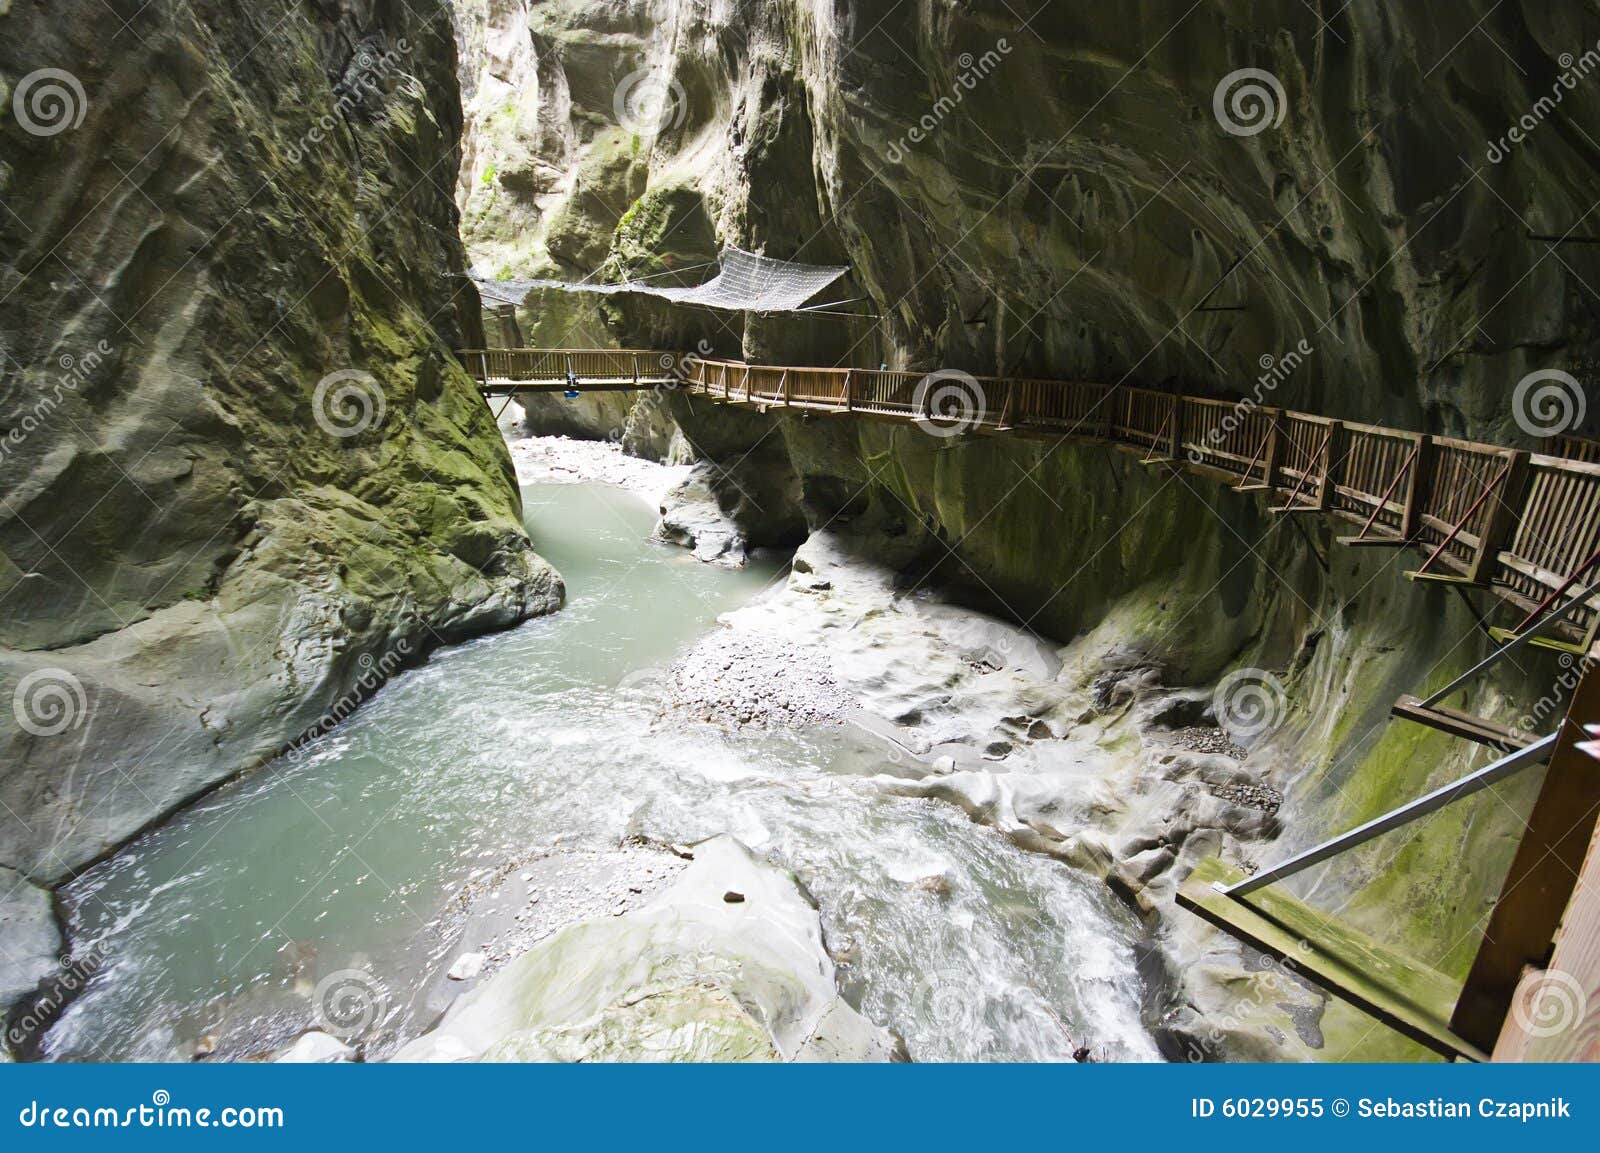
(564, 389), (580, 399)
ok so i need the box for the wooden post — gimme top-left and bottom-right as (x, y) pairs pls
(632, 354), (639, 386)
(1318, 421), (1345, 511)
(723, 365), (730, 401)
(1493, 810), (1600, 1061)
(782, 369), (791, 407)
(844, 370), (854, 413)
(1452, 665), (1600, 1051)
(1401, 434), (1434, 540)
(1168, 394), (1183, 460)
(1262, 409), (1284, 493)
(1467, 448), (1532, 585)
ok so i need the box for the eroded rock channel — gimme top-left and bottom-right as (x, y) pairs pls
(41, 439), (1164, 1062)
(5, 0), (1592, 1066)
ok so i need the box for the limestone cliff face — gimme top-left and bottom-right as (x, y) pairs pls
(458, 0), (1600, 431)
(0, 0), (561, 900)
(457, 0), (1596, 1058)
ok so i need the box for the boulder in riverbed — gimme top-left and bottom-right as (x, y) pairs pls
(395, 837), (895, 1062)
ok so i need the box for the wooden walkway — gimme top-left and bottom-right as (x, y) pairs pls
(464, 348), (1600, 643)
(460, 348), (677, 394)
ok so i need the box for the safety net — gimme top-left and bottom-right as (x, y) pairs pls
(473, 246), (849, 314)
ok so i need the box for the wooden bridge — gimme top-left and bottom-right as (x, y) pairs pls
(461, 348), (678, 394)
(467, 345), (1600, 1061)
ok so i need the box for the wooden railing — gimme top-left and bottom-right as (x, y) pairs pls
(674, 357), (1600, 640)
(458, 348), (676, 387)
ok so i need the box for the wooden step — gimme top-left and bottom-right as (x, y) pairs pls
(1337, 534), (1413, 548)
(1270, 502), (1322, 514)
(1177, 856), (1488, 1062)
(1487, 626), (1589, 656)
(1405, 570), (1486, 586)
(1234, 482), (1272, 492)
(1391, 695), (1541, 753)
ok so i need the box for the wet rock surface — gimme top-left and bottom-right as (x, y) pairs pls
(0, 869), (60, 1018)
(399, 836), (897, 1063)
(427, 841), (692, 994)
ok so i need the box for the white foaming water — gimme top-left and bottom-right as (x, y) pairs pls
(48, 481), (1159, 1062)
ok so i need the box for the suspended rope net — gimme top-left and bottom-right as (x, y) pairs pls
(472, 246), (850, 314)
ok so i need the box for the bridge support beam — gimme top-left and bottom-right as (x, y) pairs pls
(1452, 666), (1600, 1051)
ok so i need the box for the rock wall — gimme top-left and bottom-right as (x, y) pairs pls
(453, 0), (1600, 435)
(0, 0), (562, 987)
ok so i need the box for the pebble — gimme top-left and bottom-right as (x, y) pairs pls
(662, 629), (855, 730)
(447, 952), (485, 981)
(1173, 726), (1247, 759)
(1211, 782), (1283, 814)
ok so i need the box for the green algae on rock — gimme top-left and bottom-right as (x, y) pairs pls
(0, 0), (562, 964)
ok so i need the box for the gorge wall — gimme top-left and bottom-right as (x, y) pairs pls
(455, 0), (1598, 1058)
(0, 0), (561, 1011)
